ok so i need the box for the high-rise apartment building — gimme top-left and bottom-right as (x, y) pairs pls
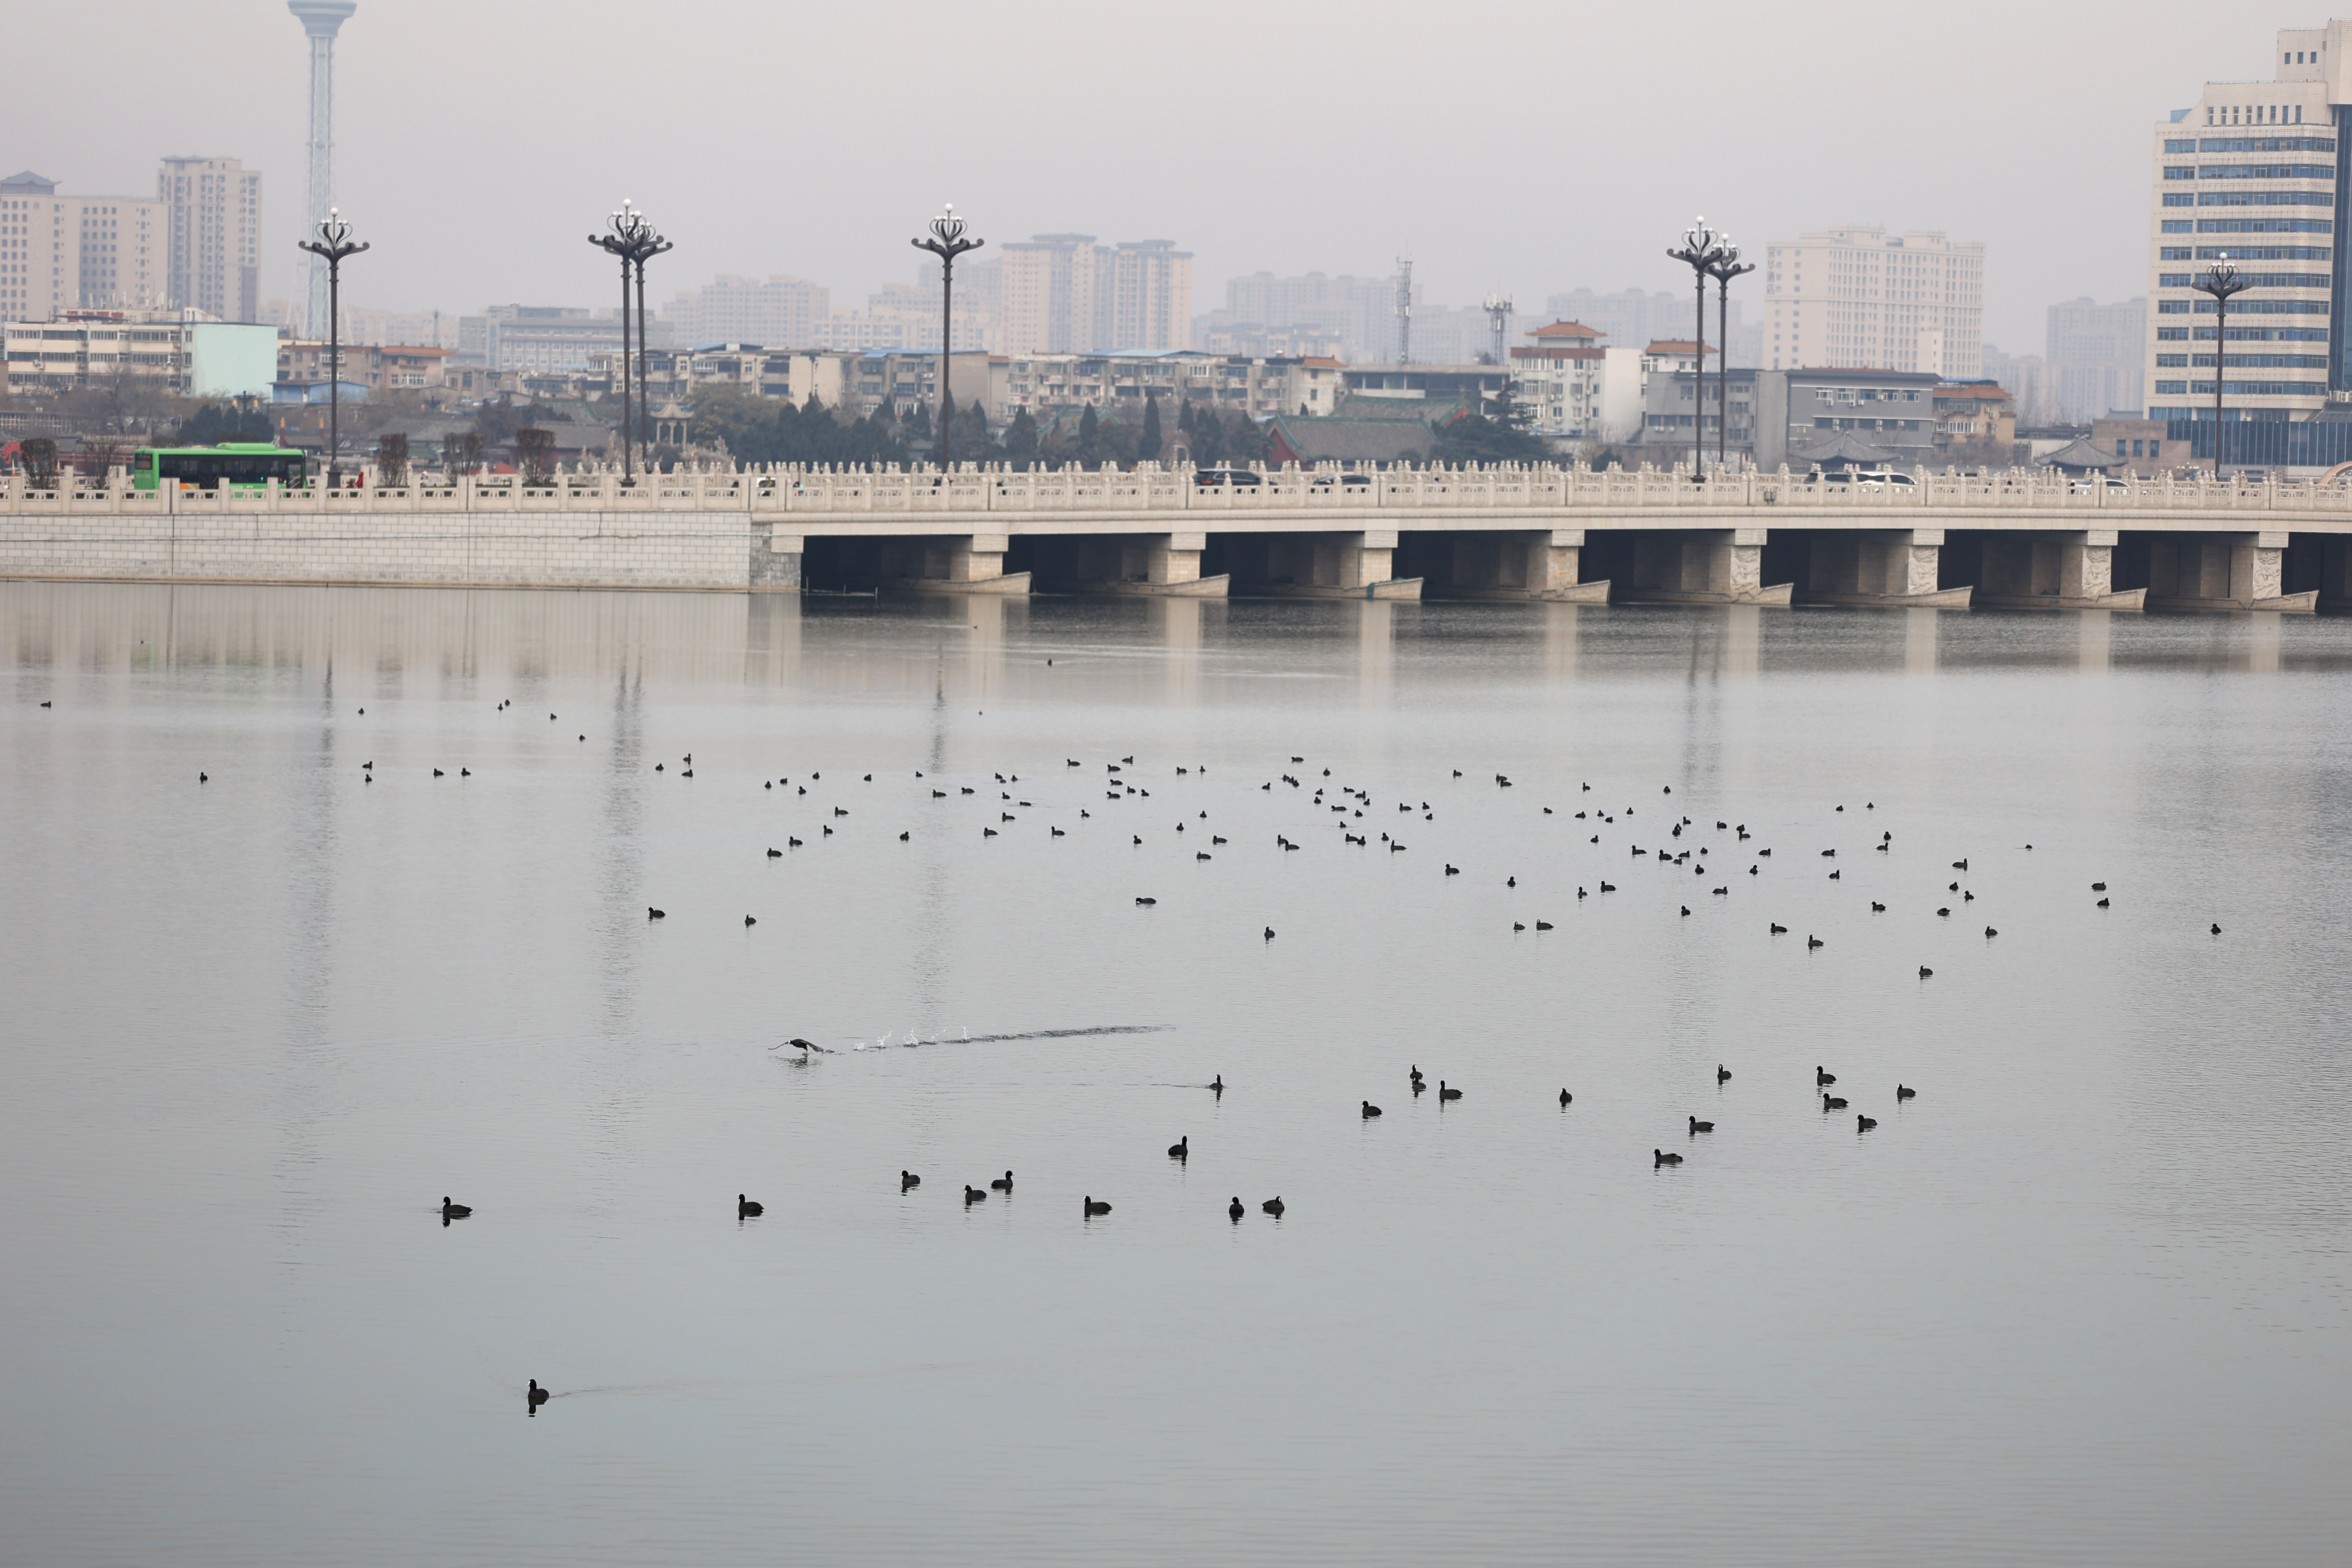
(1107, 240), (1193, 352)
(659, 274), (831, 349)
(159, 156), (263, 321)
(1001, 235), (1106, 355)
(998, 236), (1192, 355)
(2144, 22), (2340, 427)
(1759, 226), (1984, 379)
(2046, 297), (2147, 420)
(0, 171), (166, 319)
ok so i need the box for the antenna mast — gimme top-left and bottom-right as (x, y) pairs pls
(1482, 291), (1513, 365)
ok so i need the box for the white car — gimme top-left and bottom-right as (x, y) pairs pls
(1814, 469), (1918, 489)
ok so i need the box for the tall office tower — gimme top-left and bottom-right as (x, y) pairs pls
(2145, 22), (2340, 427)
(1000, 235), (1109, 354)
(0, 171), (166, 318)
(2047, 297), (2148, 420)
(288, 0), (356, 335)
(1107, 241), (1193, 352)
(1759, 226), (1985, 379)
(159, 157), (264, 320)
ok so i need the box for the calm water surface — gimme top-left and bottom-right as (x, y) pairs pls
(1, 582), (2346, 1567)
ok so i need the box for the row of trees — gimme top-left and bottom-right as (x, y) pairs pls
(684, 385), (1307, 472)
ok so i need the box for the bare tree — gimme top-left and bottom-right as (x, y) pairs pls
(443, 431), (484, 476)
(516, 428), (556, 485)
(20, 438), (61, 488)
(374, 433), (411, 487)
(77, 439), (124, 485)
(58, 361), (177, 442)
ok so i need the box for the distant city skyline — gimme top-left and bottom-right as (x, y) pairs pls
(5, 0), (2262, 355)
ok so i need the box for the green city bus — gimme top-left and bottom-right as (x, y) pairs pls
(132, 442), (309, 491)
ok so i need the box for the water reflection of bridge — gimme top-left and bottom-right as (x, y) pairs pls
(6, 465), (2346, 612)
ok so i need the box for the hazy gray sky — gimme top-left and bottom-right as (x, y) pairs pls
(10, 0), (2301, 348)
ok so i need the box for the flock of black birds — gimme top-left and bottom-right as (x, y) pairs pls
(121, 694), (2232, 1416)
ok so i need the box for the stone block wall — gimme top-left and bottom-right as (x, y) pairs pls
(0, 507), (758, 590)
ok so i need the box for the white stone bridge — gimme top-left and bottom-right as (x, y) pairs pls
(6, 463), (2349, 612)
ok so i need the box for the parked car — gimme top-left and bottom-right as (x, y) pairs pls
(1813, 469), (1918, 489)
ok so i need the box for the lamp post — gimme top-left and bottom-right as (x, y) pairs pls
(913, 203), (984, 468)
(1667, 217), (1729, 477)
(1705, 242), (1755, 472)
(295, 207), (368, 490)
(630, 218), (671, 463)
(589, 201), (652, 480)
(2191, 252), (2249, 477)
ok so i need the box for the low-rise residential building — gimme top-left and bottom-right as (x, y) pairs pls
(996, 352), (1338, 422)
(2, 310), (276, 398)
(1932, 380), (2016, 456)
(1760, 367), (1942, 468)
(2090, 415), (2197, 474)
(277, 340), (451, 393)
(456, 304), (671, 374)
(1507, 321), (1642, 444)
(1338, 363), (1511, 415)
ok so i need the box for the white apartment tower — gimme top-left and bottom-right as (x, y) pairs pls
(1760, 227), (1985, 379)
(159, 156), (263, 321)
(1108, 240), (1193, 353)
(2144, 22), (2343, 428)
(1000, 234), (1193, 355)
(0, 171), (166, 318)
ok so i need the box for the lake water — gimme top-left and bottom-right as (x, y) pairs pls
(1, 581), (2346, 1568)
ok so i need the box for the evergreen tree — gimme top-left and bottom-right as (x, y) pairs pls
(1003, 407), (1040, 469)
(1191, 407), (1224, 467)
(1139, 393), (1162, 464)
(1078, 404), (1100, 468)
(956, 399), (992, 458)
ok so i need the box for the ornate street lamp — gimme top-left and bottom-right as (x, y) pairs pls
(1667, 217), (1729, 476)
(1705, 241), (1755, 472)
(2191, 252), (2249, 476)
(913, 203), (984, 468)
(629, 214), (672, 462)
(295, 207), (368, 490)
(590, 200), (658, 479)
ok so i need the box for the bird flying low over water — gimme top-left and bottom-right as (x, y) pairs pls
(772, 1038), (829, 1055)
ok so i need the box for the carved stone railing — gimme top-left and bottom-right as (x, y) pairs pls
(0, 462), (2331, 518)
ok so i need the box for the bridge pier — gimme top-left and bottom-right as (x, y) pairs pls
(896, 533), (1032, 594)
(752, 527), (802, 591)
(1228, 530), (1419, 598)
(1611, 527), (1792, 606)
(1027, 533), (1228, 595)
(1794, 529), (1971, 608)
(1397, 528), (1597, 601)
(1967, 529), (2145, 610)
(2145, 530), (2315, 613)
